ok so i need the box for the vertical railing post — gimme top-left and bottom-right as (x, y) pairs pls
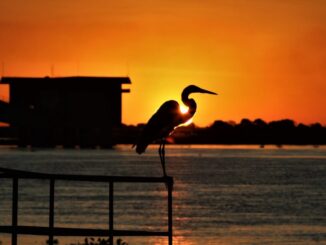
(109, 181), (114, 245)
(167, 178), (173, 245)
(12, 177), (18, 245)
(49, 178), (55, 245)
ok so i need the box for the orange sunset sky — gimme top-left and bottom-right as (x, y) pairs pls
(0, 0), (325, 126)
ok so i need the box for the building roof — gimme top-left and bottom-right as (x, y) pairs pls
(1, 76), (131, 85)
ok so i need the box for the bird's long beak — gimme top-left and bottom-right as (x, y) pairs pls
(198, 88), (218, 95)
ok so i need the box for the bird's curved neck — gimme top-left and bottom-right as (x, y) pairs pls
(181, 91), (197, 118)
(181, 90), (189, 105)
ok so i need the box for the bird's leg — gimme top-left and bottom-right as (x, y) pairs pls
(158, 141), (163, 165)
(161, 138), (167, 177)
(160, 138), (169, 190)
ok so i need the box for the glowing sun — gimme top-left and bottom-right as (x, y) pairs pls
(178, 105), (193, 126)
(179, 105), (189, 114)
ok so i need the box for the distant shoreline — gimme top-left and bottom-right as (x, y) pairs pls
(1, 118), (325, 147)
(0, 143), (325, 151)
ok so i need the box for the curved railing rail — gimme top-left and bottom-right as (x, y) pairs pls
(0, 167), (174, 245)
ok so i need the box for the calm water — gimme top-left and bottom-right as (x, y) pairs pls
(0, 145), (325, 245)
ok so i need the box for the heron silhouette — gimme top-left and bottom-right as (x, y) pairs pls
(134, 85), (217, 177)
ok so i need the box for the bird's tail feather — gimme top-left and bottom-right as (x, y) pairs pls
(135, 142), (148, 154)
(132, 143), (143, 153)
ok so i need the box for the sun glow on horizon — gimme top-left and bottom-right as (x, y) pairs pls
(180, 105), (189, 114)
(0, 1), (325, 126)
(180, 117), (193, 127)
(178, 104), (193, 127)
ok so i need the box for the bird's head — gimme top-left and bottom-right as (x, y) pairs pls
(182, 85), (217, 102)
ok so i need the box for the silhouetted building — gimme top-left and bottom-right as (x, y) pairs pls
(0, 100), (9, 123)
(0, 76), (131, 147)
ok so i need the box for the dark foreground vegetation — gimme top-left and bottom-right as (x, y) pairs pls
(117, 119), (326, 146)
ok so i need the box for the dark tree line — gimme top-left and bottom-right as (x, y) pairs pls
(173, 119), (326, 145)
(1, 118), (325, 146)
(116, 119), (326, 145)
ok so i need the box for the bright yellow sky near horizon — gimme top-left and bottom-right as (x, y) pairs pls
(0, 0), (325, 126)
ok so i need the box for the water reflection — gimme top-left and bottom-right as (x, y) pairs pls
(0, 146), (326, 244)
(150, 235), (195, 245)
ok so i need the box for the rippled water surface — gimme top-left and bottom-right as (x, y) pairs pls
(0, 145), (325, 244)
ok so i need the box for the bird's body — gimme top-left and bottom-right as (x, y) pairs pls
(134, 85), (217, 177)
(135, 100), (194, 154)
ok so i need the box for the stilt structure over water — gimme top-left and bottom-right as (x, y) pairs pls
(0, 76), (131, 148)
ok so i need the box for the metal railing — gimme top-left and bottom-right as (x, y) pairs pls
(0, 167), (174, 245)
